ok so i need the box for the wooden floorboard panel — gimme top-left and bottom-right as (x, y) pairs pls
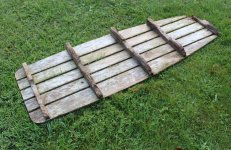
(25, 31), (215, 114)
(14, 16), (218, 123)
(21, 27), (209, 103)
(19, 22), (202, 101)
(28, 35), (217, 123)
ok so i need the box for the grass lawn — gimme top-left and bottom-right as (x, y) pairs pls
(0, 0), (231, 149)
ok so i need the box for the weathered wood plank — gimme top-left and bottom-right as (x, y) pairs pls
(66, 43), (103, 98)
(92, 59), (138, 83)
(15, 16), (186, 81)
(161, 17), (194, 32)
(20, 24), (206, 100)
(19, 51), (129, 100)
(141, 44), (174, 61)
(29, 109), (46, 123)
(36, 69), (82, 94)
(43, 78), (89, 105)
(177, 29), (211, 46)
(46, 88), (98, 118)
(28, 35), (217, 123)
(185, 35), (217, 55)
(98, 67), (148, 97)
(147, 17), (186, 56)
(18, 20), (199, 91)
(24, 97), (38, 113)
(168, 23), (203, 39)
(25, 28), (213, 112)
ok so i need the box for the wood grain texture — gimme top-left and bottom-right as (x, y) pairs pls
(66, 42), (103, 98)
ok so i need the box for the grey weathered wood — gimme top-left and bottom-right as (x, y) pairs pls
(20, 23), (206, 101)
(22, 63), (49, 119)
(15, 16), (218, 124)
(66, 42), (103, 98)
(192, 16), (219, 35)
(147, 17), (186, 57)
(28, 35), (217, 123)
(15, 16), (187, 81)
(24, 28), (213, 113)
(17, 17), (194, 90)
(110, 27), (153, 75)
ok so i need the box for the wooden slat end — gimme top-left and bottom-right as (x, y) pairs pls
(65, 42), (73, 51)
(110, 27), (117, 32)
(110, 27), (125, 41)
(147, 16), (154, 23)
(22, 62), (33, 81)
(146, 17), (156, 29)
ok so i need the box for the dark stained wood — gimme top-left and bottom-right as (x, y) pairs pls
(65, 42), (103, 98)
(192, 16), (219, 35)
(147, 17), (186, 57)
(22, 63), (50, 119)
(110, 27), (153, 75)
